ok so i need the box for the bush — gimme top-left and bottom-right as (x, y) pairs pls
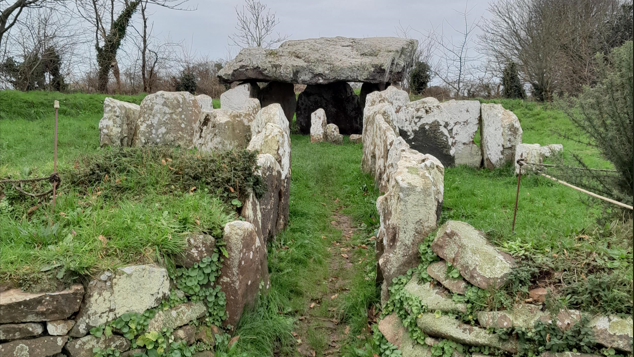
(502, 62), (525, 99)
(175, 71), (197, 94)
(409, 60), (431, 95)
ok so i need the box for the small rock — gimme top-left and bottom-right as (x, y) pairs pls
(47, 320), (75, 336)
(426, 261), (468, 294)
(173, 325), (196, 345)
(349, 134), (362, 144)
(193, 351), (215, 357)
(310, 108), (327, 143)
(0, 336), (67, 357)
(121, 349), (146, 357)
(529, 287), (548, 303)
(195, 325), (218, 346)
(146, 302), (207, 332)
(0, 323), (44, 340)
(64, 335), (130, 357)
(515, 143), (563, 175)
(377, 314), (407, 348)
(0, 285), (83, 323)
(325, 123), (343, 145)
(540, 353), (602, 357)
(403, 277), (467, 313)
(477, 304), (547, 329)
(174, 234), (216, 268)
(588, 315), (633, 352)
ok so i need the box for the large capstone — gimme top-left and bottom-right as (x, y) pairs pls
(481, 103), (523, 169)
(296, 82), (363, 135)
(0, 336), (67, 357)
(193, 99), (260, 152)
(99, 98), (140, 147)
(218, 37), (418, 85)
(258, 82), (296, 124)
(220, 83), (260, 111)
(0, 285), (83, 323)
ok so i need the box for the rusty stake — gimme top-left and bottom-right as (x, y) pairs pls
(52, 100), (59, 212)
(512, 158), (525, 232)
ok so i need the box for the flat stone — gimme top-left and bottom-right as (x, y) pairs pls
(0, 323), (43, 340)
(310, 108), (327, 143)
(147, 302), (207, 332)
(0, 285), (83, 323)
(218, 37), (418, 85)
(477, 304), (547, 329)
(121, 349), (146, 357)
(426, 261), (468, 294)
(325, 123), (343, 145)
(46, 320), (75, 336)
(378, 314), (407, 348)
(220, 83), (259, 111)
(174, 234), (216, 268)
(349, 134), (362, 144)
(416, 314), (517, 353)
(431, 221), (515, 290)
(99, 98), (140, 147)
(481, 103), (522, 169)
(296, 82), (363, 135)
(541, 353), (602, 357)
(258, 81), (296, 124)
(588, 315), (633, 352)
(0, 336), (67, 357)
(196, 94), (215, 112)
(64, 335), (130, 357)
(194, 99), (260, 153)
(403, 277), (466, 313)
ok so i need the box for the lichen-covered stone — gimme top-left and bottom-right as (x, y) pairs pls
(194, 99), (260, 153)
(361, 102), (400, 191)
(426, 261), (468, 295)
(99, 98), (140, 147)
(349, 134), (362, 144)
(173, 325), (196, 345)
(431, 221), (515, 289)
(403, 277), (466, 313)
(296, 82), (363, 135)
(514, 143), (563, 174)
(0, 285), (83, 323)
(477, 304), (547, 329)
(64, 335), (130, 357)
(257, 82), (296, 124)
(147, 302), (206, 332)
(196, 94), (215, 112)
(220, 83), (259, 111)
(174, 234), (216, 268)
(481, 103), (523, 169)
(46, 320), (75, 336)
(134, 91), (201, 148)
(0, 323), (43, 340)
(251, 103), (290, 138)
(441, 100), (481, 167)
(325, 123), (343, 144)
(310, 108), (327, 143)
(588, 315), (633, 352)
(241, 154), (282, 242)
(0, 336), (67, 357)
(364, 86), (409, 112)
(416, 314), (517, 353)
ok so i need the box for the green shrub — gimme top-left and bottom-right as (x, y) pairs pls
(175, 71), (197, 94)
(409, 61), (431, 95)
(502, 62), (526, 99)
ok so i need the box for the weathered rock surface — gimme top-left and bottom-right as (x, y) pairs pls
(251, 103), (290, 138)
(218, 221), (270, 328)
(431, 221), (515, 289)
(196, 94), (215, 112)
(541, 353), (602, 357)
(46, 320), (75, 336)
(349, 134), (362, 144)
(173, 325), (196, 345)
(403, 277), (466, 313)
(99, 98), (140, 147)
(174, 234), (216, 268)
(65, 335), (130, 357)
(361, 102), (400, 191)
(71, 265), (170, 337)
(359, 82), (388, 110)
(0, 323), (43, 340)
(195, 325), (219, 346)
(364, 86), (409, 112)
(441, 100), (482, 167)
(0, 336), (67, 357)
(134, 91), (201, 148)
(514, 143), (563, 174)
(377, 151), (444, 303)
(242, 154), (282, 242)
(194, 99), (260, 153)
(481, 103), (523, 169)
(416, 314), (517, 353)
(146, 302), (207, 332)
(588, 315), (633, 352)
(220, 83), (259, 111)
(426, 261), (468, 294)
(310, 108), (327, 143)
(378, 314), (408, 348)
(383, 136), (410, 193)
(296, 82), (363, 134)
(0, 285), (83, 323)
(258, 81), (296, 124)
(325, 123), (343, 144)
(218, 37), (418, 85)
(477, 304), (547, 329)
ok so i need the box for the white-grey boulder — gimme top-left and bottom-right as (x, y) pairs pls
(99, 98), (140, 147)
(195, 94), (215, 112)
(310, 108), (327, 143)
(220, 83), (260, 111)
(481, 103), (523, 169)
(194, 98), (260, 152)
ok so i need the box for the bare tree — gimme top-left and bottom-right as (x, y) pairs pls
(229, 0), (288, 49)
(395, 22), (435, 92)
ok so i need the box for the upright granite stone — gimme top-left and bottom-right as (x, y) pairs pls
(514, 143), (563, 174)
(258, 82), (296, 124)
(296, 82), (363, 134)
(195, 94), (215, 112)
(0, 336), (67, 357)
(0, 323), (43, 340)
(193, 99), (260, 152)
(220, 83), (259, 111)
(0, 285), (83, 323)
(361, 102), (400, 191)
(364, 86), (409, 112)
(440, 100), (482, 167)
(218, 221), (270, 328)
(250, 103), (290, 138)
(481, 103), (523, 169)
(310, 108), (327, 143)
(241, 154), (282, 241)
(134, 91), (201, 148)
(431, 221), (515, 289)
(359, 82), (389, 110)
(218, 37), (418, 85)
(99, 98), (140, 147)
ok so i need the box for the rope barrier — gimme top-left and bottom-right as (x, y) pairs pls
(539, 172), (633, 210)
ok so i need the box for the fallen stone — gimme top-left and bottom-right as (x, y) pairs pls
(64, 335), (130, 357)
(378, 314), (408, 348)
(241, 154), (282, 242)
(134, 91), (201, 148)
(147, 302), (206, 332)
(400, 334), (433, 357)
(416, 314), (517, 353)
(0, 323), (43, 340)
(173, 325), (196, 345)
(588, 315), (633, 352)
(296, 82), (363, 134)
(220, 83), (259, 111)
(218, 221), (270, 328)
(0, 285), (83, 323)
(364, 86), (409, 112)
(174, 234), (216, 268)
(218, 37), (418, 85)
(251, 103), (290, 138)
(99, 98), (140, 147)
(377, 151), (444, 303)
(0, 336), (67, 357)
(549, 309), (581, 331)
(310, 108), (327, 143)
(258, 81), (296, 124)
(514, 143), (563, 174)
(403, 277), (466, 313)
(196, 94), (215, 112)
(71, 265), (170, 337)
(426, 261), (468, 294)
(477, 304), (547, 329)
(431, 221), (515, 290)
(194, 99), (260, 153)
(349, 134), (362, 144)
(481, 103), (523, 169)
(46, 320), (75, 336)
(325, 123), (343, 145)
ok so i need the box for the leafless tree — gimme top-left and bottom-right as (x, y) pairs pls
(395, 22), (435, 91)
(1, 0), (61, 49)
(229, 0), (288, 49)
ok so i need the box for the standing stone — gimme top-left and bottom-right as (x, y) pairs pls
(258, 82), (296, 124)
(310, 108), (327, 143)
(296, 82), (363, 135)
(514, 143), (563, 174)
(361, 102), (399, 190)
(382, 136), (410, 193)
(426, 261), (468, 294)
(364, 86), (409, 112)
(193, 99), (260, 152)
(218, 221), (270, 328)
(441, 100), (482, 167)
(0, 323), (43, 340)
(196, 94), (215, 112)
(431, 221), (515, 289)
(325, 123), (343, 145)
(0, 285), (83, 323)
(250, 103), (290, 138)
(99, 98), (140, 147)
(241, 154), (282, 242)
(588, 315), (633, 352)
(0, 336), (67, 357)
(220, 83), (260, 111)
(349, 134), (362, 144)
(46, 320), (75, 336)
(64, 335), (130, 357)
(173, 234), (216, 268)
(146, 302), (207, 332)
(376, 151), (444, 303)
(359, 82), (388, 109)
(481, 103), (523, 169)
(134, 91), (201, 148)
